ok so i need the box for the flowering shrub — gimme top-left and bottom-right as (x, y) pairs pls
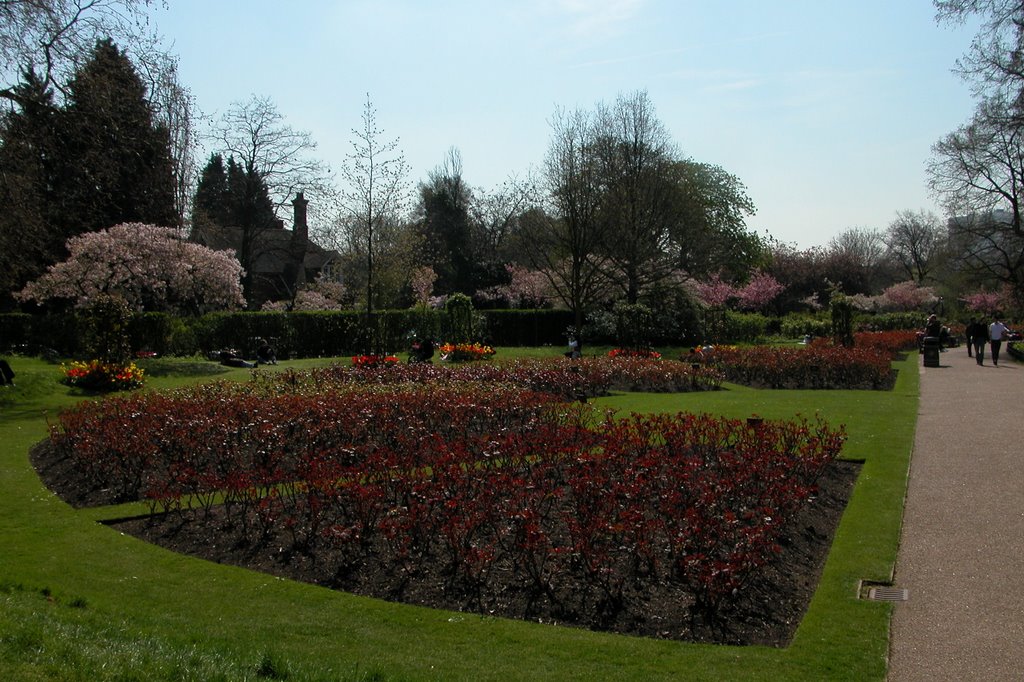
(608, 348), (662, 359)
(351, 354), (400, 368)
(439, 342), (495, 362)
(61, 359), (145, 392)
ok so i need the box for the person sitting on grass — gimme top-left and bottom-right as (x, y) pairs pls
(256, 338), (278, 365)
(217, 349), (256, 369)
(0, 358), (14, 386)
(409, 336), (434, 364)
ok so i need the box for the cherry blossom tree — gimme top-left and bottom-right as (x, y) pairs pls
(735, 271), (785, 311)
(17, 223), (244, 312)
(410, 265), (437, 308)
(263, 289), (343, 312)
(506, 264), (551, 308)
(474, 264), (552, 309)
(693, 273), (737, 308)
(880, 281), (938, 311)
(960, 287), (1011, 317)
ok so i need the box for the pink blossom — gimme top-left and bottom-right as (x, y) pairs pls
(410, 266), (437, 307)
(960, 289), (1008, 316)
(17, 223), (245, 312)
(505, 264), (550, 308)
(474, 264), (551, 309)
(735, 271), (785, 311)
(879, 281), (937, 311)
(694, 273), (737, 308)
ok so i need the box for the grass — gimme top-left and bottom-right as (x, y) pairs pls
(0, 349), (918, 681)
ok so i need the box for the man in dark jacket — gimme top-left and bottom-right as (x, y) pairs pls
(966, 318), (987, 365)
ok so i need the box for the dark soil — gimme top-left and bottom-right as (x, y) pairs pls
(30, 440), (859, 647)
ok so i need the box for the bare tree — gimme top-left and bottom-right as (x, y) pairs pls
(522, 105), (611, 329)
(337, 94), (411, 324)
(928, 96), (1024, 298)
(595, 90), (681, 303)
(885, 209), (947, 282)
(139, 55), (196, 227)
(0, 0), (166, 104)
(935, 0), (1024, 102)
(827, 227), (892, 293)
(212, 94), (332, 224)
(471, 173), (538, 263)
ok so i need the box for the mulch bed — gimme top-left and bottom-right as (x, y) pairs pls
(30, 439), (859, 647)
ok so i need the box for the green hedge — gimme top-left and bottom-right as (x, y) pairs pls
(2, 309), (577, 359)
(779, 314), (832, 339)
(856, 312), (926, 331)
(778, 312), (924, 341)
(0, 313), (33, 350)
(482, 309), (573, 347)
(1, 313), (78, 355)
(720, 311), (771, 344)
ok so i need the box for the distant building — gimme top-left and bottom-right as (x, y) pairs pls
(946, 208), (1017, 256)
(191, 192), (340, 307)
(947, 208), (1013, 232)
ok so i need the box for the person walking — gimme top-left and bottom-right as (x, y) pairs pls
(988, 316), (1013, 366)
(967, 318), (988, 364)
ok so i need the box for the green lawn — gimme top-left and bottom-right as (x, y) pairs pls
(0, 350), (918, 681)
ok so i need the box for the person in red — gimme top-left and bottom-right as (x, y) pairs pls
(988, 316), (1013, 366)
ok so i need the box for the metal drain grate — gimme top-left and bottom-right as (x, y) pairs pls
(867, 586), (908, 602)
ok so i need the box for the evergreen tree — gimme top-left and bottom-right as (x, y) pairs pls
(191, 153), (230, 230)
(226, 155), (278, 303)
(59, 39), (177, 235)
(0, 70), (62, 308)
(415, 148), (484, 296)
(225, 156), (277, 232)
(190, 153), (279, 304)
(0, 41), (177, 309)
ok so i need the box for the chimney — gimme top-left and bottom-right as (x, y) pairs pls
(292, 191), (308, 240)
(288, 192), (310, 290)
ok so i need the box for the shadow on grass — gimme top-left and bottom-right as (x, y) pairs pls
(136, 359), (231, 378)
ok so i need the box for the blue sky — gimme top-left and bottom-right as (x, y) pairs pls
(149, 0), (980, 248)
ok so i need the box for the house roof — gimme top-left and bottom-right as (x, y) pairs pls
(191, 224), (338, 274)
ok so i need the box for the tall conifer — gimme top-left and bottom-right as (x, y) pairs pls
(60, 39), (177, 235)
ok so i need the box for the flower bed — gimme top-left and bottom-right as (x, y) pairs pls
(852, 330), (920, 356)
(608, 348), (662, 359)
(351, 354), (399, 368)
(439, 342), (495, 362)
(686, 339), (896, 390)
(60, 359), (145, 392)
(255, 356), (722, 398)
(47, 378), (844, 630)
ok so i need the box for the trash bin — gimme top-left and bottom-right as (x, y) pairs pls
(922, 336), (940, 367)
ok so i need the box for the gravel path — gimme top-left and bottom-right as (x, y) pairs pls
(888, 347), (1024, 680)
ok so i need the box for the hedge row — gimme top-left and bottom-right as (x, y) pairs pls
(0, 308), (928, 359)
(1, 310), (575, 359)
